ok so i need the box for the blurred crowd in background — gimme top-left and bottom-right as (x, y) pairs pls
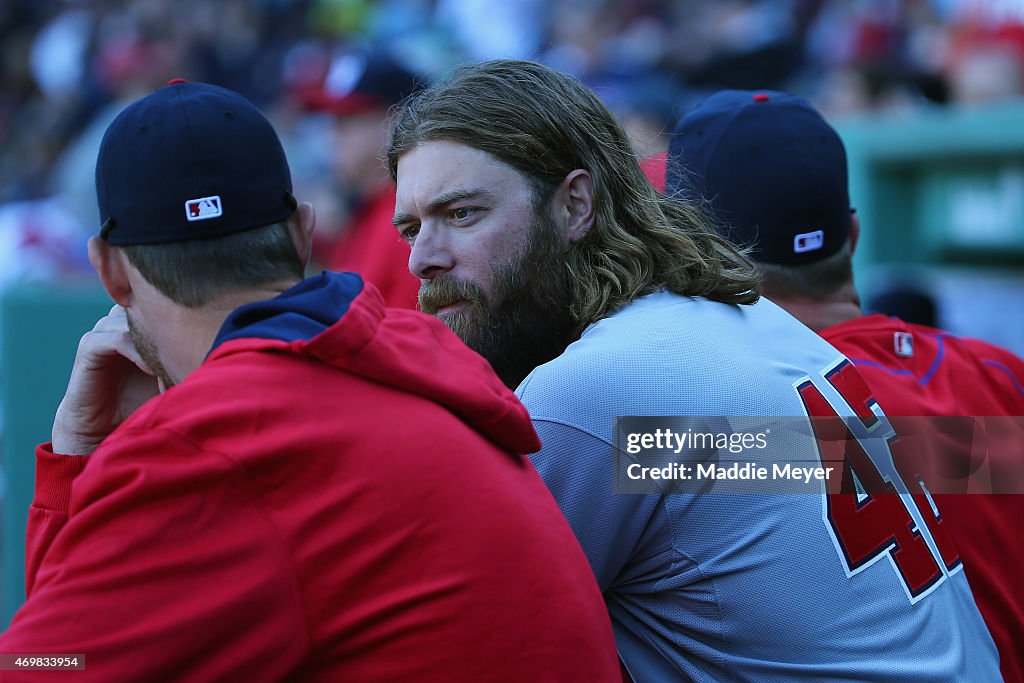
(3, 0), (1024, 288)
(4, 0), (1024, 561)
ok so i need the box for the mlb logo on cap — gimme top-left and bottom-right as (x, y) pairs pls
(186, 195), (223, 222)
(794, 230), (824, 254)
(894, 332), (914, 358)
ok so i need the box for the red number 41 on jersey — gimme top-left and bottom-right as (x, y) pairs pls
(797, 360), (962, 602)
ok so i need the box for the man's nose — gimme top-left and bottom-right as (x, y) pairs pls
(408, 223), (455, 280)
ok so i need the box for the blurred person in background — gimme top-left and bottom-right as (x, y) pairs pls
(292, 46), (423, 308)
(585, 69), (680, 195)
(669, 88), (1024, 683)
(866, 283), (939, 327)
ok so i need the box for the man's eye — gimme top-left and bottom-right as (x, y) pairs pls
(451, 207), (474, 221)
(400, 225), (420, 243)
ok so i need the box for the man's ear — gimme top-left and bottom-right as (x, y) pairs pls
(288, 202), (316, 269)
(849, 211), (860, 255)
(87, 236), (133, 306)
(555, 169), (595, 245)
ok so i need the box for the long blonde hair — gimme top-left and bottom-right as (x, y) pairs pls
(388, 60), (759, 330)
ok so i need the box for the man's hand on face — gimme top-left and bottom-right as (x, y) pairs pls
(51, 305), (162, 455)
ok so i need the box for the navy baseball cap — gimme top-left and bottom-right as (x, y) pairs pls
(667, 90), (851, 265)
(96, 80), (296, 245)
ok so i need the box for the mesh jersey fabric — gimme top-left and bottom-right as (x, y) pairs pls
(517, 291), (1000, 682)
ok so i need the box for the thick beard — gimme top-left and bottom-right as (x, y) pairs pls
(126, 311), (177, 390)
(419, 211), (577, 389)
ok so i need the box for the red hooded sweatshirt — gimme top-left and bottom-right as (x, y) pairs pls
(0, 272), (619, 682)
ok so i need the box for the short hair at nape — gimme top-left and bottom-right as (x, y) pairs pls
(121, 221), (303, 308)
(758, 240), (854, 302)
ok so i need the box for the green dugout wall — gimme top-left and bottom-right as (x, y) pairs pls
(1, 281), (111, 628)
(841, 102), (1024, 271)
(2, 103), (1024, 629)
(838, 102), (1024, 357)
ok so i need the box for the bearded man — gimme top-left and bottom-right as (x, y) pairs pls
(388, 60), (1000, 682)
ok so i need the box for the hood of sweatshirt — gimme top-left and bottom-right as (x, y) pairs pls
(208, 271), (540, 455)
